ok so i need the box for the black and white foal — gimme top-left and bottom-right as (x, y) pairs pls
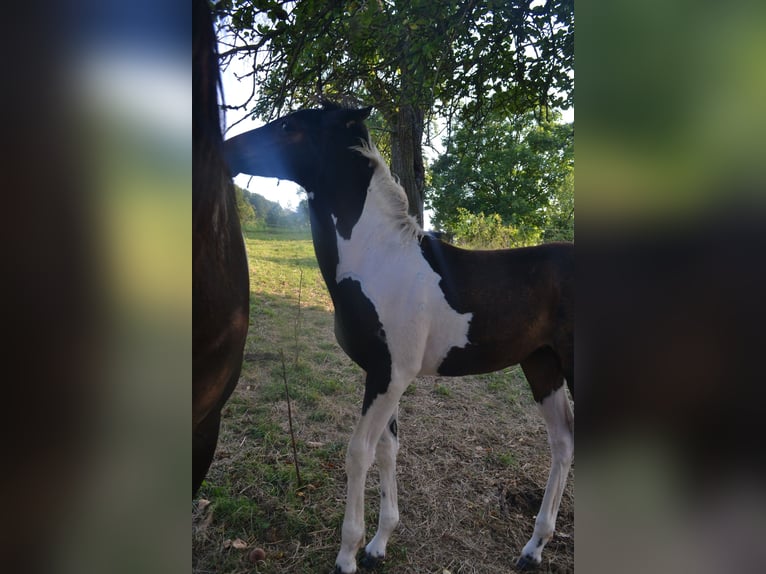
(225, 104), (574, 572)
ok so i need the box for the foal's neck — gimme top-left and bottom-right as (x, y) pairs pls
(306, 156), (373, 289)
(317, 153), (373, 239)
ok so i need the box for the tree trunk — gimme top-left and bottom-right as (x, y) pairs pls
(390, 103), (425, 227)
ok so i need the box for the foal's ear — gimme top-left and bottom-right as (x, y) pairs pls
(342, 106), (373, 128)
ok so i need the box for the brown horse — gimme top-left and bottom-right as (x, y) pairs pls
(192, 0), (249, 496)
(226, 103), (573, 572)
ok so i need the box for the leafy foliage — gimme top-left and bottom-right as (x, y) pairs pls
(541, 170), (574, 241)
(451, 208), (542, 248)
(215, 1), (574, 222)
(426, 109), (573, 241)
(216, 0), (573, 117)
(234, 184), (257, 223)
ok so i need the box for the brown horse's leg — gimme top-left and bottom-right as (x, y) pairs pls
(517, 347), (574, 569)
(193, 409), (222, 497)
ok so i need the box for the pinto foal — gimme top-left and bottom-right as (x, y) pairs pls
(226, 104), (573, 572)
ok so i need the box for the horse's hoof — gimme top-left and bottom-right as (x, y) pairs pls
(515, 554), (540, 571)
(359, 552), (383, 570)
(333, 566), (354, 574)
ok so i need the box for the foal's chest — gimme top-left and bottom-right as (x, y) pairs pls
(333, 228), (473, 375)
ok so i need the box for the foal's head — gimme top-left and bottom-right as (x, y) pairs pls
(225, 102), (373, 191)
(226, 102), (375, 238)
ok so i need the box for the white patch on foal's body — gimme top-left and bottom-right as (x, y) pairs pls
(333, 149), (472, 377)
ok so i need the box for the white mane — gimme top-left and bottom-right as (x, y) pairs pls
(352, 141), (424, 243)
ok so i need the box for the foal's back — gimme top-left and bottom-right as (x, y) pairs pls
(419, 237), (574, 376)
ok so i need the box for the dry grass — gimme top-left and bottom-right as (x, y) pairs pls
(192, 228), (573, 574)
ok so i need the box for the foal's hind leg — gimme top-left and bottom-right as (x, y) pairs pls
(517, 349), (574, 569)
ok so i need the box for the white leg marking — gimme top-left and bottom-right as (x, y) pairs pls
(365, 408), (400, 560)
(520, 385), (574, 566)
(335, 383), (407, 574)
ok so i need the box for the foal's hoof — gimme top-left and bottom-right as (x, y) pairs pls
(515, 554), (541, 571)
(359, 552), (383, 570)
(333, 566), (354, 574)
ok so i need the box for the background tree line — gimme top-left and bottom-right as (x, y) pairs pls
(236, 184), (311, 229)
(427, 108), (573, 246)
(217, 0), (574, 245)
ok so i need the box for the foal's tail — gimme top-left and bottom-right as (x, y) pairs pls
(552, 242), (574, 401)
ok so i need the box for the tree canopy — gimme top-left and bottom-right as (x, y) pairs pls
(215, 0), (574, 225)
(426, 109), (573, 238)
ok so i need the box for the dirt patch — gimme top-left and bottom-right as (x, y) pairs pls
(385, 376), (574, 574)
(194, 372), (574, 574)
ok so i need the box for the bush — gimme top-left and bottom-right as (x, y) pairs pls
(450, 208), (543, 248)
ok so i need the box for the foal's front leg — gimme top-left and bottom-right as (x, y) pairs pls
(361, 408), (400, 567)
(334, 382), (404, 574)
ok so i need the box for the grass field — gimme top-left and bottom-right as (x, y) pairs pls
(192, 227), (574, 574)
